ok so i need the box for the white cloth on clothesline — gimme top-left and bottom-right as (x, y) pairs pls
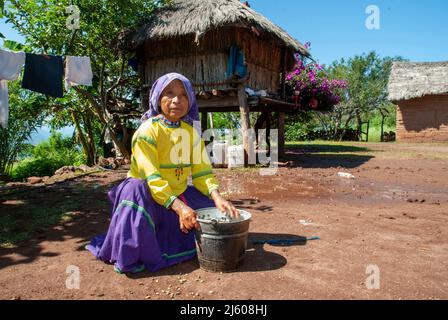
(0, 49), (25, 80)
(65, 55), (93, 90)
(0, 49), (25, 128)
(0, 80), (9, 128)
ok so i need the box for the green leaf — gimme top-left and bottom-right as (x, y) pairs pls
(3, 39), (24, 51)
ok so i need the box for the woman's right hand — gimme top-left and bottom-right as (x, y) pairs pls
(171, 198), (200, 233)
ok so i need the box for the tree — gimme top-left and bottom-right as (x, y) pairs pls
(323, 52), (406, 140)
(3, 0), (169, 162)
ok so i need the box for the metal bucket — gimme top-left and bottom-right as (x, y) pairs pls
(194, 207), (252, 272)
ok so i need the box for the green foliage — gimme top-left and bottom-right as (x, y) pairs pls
(11, 132), (86, 180)
(0, 74), (48, 175)
(213, 112), (242, 129)
(12, 157), (65, 180)
(291, 52), (405, 141)
(285, 112), (320, 141)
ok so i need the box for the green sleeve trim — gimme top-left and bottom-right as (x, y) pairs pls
(192, 170), (214, 180)
(208, 186), (219, 197)
(145, 173), (162, 181)
(163, 195), (177, 209)
(132, 135), (157, 149)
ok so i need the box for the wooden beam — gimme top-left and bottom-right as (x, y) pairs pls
(198, 96), (296, 112)
(278, 112), (286, 159)
(198, 96), (239, 109)
(259, 97), (296, 108)
(200, 105), (294, 113)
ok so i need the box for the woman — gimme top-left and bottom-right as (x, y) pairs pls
(87, 72), (239, 274)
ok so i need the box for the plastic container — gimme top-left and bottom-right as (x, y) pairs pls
(227, 145), (245, 168)
(212, 141), (228, 166)
(194, 207), (252, 272)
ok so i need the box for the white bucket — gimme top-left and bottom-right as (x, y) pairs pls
(227, 145), (245, 168)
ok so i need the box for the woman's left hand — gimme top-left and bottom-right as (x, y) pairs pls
(211, 191), (239, 218)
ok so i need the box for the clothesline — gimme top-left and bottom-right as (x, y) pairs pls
(0, 48), (93, 128)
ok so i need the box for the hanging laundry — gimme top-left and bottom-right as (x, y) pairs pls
(0, 49), (26, 80)
(21, 53), (64, 98)
(226, 44), (247, 79)
(64, 55), (93, 90)
(0, 80), (9, 128)
(0, 49), (25, 128)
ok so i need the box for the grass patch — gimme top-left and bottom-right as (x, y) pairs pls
(368, 126), (395, 142)
(286, 141), (372, 153)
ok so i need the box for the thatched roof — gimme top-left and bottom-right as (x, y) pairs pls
(388, 61), (448, 102)
(122, 0), (310, 56)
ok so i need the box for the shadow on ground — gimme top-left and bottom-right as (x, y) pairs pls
(126, 232), (307, 278)
(0, 176), (121, 270)
(284, 144), (375, 169)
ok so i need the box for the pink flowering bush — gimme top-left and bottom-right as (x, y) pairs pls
(287, 45), (347, 110)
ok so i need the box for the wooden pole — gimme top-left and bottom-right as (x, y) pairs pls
(209, 112), (214, 129)
(201, 111), (208, 134)
(278, 112), (285, 160)
(281, 48), (287, 101)
(238, 85), (251, 167)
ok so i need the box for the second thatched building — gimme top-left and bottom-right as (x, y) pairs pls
(388, 61), (448, 142)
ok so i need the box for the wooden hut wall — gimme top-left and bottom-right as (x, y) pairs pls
(141, 27), (289, 94)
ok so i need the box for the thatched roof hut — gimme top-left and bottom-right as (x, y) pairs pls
(123, 0), (310, 55)
(388, 62), (448, 102)
(119, 0), (310, 95)
(388, 61), (448, 142)
(120, 0), (312, 162)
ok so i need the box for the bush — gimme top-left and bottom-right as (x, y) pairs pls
(12, 157), (65, 180)
(11, 132), (86, 181)
(285, 112), (320, 141)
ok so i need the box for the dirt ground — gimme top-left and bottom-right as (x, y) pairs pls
(1, 141), (447, 300)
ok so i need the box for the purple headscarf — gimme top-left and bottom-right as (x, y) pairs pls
(141, 72), (199, 125)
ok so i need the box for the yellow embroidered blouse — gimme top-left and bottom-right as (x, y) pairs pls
(127, 117), (219, 209)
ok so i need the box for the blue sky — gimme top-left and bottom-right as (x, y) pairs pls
(250, 0), (447, 65)
(1, 0), (447, 65)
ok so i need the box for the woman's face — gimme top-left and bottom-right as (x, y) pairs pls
(159, 80), (189, 122)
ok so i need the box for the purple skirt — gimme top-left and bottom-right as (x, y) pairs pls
(86, 178), (215, 273)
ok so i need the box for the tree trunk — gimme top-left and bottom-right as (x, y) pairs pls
(73, 87), (131, 160)
(71, 111), (95, 166)
(81, 109), (96, 164)
(356, 113), (363, 141)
